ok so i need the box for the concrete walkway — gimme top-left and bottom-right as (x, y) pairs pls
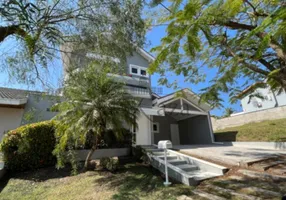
(173, 145), (286, 166)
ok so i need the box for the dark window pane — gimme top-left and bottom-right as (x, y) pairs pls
(153, 124), (157, 131)
(141, 69), (146, 76)
(131, 67), (138, 74)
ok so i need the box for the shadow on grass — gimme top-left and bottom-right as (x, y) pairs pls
(214, 131), (238, 142)
(0, 163), (85, 192)
(96, 163), (194, 200)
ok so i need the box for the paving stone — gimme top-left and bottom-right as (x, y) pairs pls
(253, 161), (285, 171)
(192, 190), (226, 200)
(241, 187), (281, 197)
(177, 195), (194, 200)
(238, 169), (286, 181)
(228, 175), (246, 181)
(206, 185), (261, 200)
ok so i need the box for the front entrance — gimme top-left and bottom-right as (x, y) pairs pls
(170, 124), (180, 145)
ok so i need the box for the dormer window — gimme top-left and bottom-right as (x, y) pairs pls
(130, 64), (148, 77)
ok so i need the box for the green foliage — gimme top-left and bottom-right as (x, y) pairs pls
(100, 157), (119, 172)
(149, 0), (286, 108)
(0, 121), (56, 172)
(132, 146), (145, 162)
(1, 0), (146, 87)
(53, 65), (140, 171)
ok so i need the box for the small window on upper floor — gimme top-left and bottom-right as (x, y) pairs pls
(140, 69), (147, 76)
(130, 64), (148, 77)
(131, 67), (138, 74)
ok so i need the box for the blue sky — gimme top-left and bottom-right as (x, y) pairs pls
(0, 16), (242, 116)
(145, 25), (242, 116)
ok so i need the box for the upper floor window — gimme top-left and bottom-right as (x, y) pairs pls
(130, 64), (149, 77)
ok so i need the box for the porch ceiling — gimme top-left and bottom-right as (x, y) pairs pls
(166, 112), (197, 121)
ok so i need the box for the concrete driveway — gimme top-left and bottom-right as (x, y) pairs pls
(173, 145), (286, 166)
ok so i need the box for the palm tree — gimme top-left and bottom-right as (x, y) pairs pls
(54, 65), (139, 169)
(223, 107), (235, 118)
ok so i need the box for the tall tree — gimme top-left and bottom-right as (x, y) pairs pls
(149, 0), (286, 108)
(0, 0), (145, 87)
(53, 65), (139, 170)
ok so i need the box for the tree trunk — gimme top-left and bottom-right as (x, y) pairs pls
(84, 144), (96, 169)
(84, 134), (99, 169)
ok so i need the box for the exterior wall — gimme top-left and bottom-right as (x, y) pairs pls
(212, 105), (286, 130)
(140, 98), (153, 108)
(22, 94), (60, 124)
(126, 52), (150, 76)
(275, 90), (286, 106)
(0, 107), (24, 140)
(241, 87), (286, 113)
(178, 115), (212, 144)
(74, 148), (130, 161)
(152, 115), (178, 144)
(136, 111), (152, 145)
(61, 46), (152, 98)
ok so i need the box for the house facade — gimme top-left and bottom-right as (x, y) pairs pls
(241, 87), (286, 113)
(0, 48), (215, 146)
(61, 46), (215, 146)
(0, 88), (59, 140)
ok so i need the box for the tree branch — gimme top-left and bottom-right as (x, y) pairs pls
(222, 21), (286, 63)
(258, 58), (276, 71)
(0, 25), (27, 42)
(235, 81), (267, 99)
(225, 44), (270, 76)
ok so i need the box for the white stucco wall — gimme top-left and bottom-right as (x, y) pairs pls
(212, 105), (286, 130)
(0, 107), (24, 140)
(241, 87), (286, 113)
(136, 111), (152, 145)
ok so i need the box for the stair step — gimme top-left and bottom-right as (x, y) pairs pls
(187, 171), (220, 181)
(177, 164), (199, 172)
(145, 149), (163, 152)
(158, 156), (177, 160)
(168, 160), (187, 165)
(152, 151), (169, 156)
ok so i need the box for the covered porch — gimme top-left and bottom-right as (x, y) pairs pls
(150, 89), (214, 145)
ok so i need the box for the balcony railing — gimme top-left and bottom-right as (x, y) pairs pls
(124, 86), (151, 98)
(107, 73), (149, 87)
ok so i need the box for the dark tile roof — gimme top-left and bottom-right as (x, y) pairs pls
(0, 87), (40, 100)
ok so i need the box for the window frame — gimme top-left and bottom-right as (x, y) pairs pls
(152, 122), (159, 133)
(129, 64), (149, 77)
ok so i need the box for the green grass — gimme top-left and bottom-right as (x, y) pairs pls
(0, 163), (194, 200)
(214, 118), (286, 142)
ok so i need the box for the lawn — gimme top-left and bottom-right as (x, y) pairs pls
(214, 118), (286, 142)
(0, 163), (194, 200)
(0, 162), (285, 200)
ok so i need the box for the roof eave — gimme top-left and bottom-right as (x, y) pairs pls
(0, 98), (28, 106)
(136, 48), (155, 63)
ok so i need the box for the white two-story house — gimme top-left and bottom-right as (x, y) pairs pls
(60, 44), (215, 146)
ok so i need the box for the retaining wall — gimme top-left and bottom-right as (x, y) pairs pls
(212, 105), (286, 130)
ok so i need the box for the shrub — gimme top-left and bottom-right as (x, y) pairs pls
(132, 146), (144, 162)
(84, 128), (132, 149)
(100, 157), (119, 172)
(0, 121), (56, 172)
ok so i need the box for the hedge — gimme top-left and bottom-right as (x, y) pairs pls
(0, 121), (56, 172)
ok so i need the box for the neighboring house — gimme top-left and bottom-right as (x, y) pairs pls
(61, 46), (215, 146)
(241, 87), (286, 113)
(0, 87), (59, 140)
